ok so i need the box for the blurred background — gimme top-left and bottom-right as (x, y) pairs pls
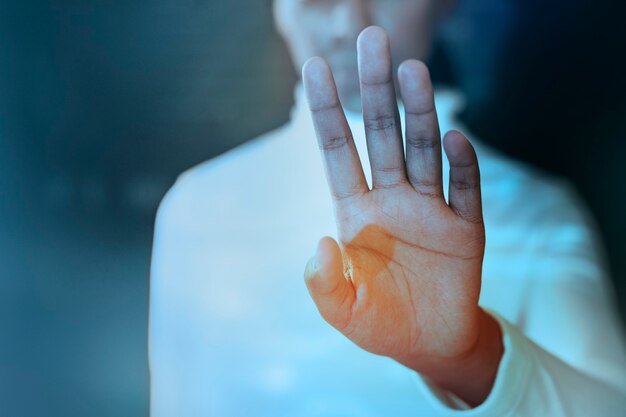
(1, 0), (624, 415)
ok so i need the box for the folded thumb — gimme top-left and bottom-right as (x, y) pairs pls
(304, 236), (354, 332)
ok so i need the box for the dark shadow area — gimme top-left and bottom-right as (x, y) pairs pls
(451, 0), (626, 321)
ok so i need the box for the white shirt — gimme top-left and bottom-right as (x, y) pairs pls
(149, 87), (626, 416)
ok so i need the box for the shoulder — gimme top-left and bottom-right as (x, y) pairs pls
(155, 123), (292, 231)
(171, 123), (291, 196)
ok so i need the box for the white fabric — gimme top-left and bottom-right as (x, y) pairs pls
(149, 86), (626, 416)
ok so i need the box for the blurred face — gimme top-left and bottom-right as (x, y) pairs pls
(273, 0), (453, 110)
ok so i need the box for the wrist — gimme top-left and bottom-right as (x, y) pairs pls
(399, 308), (504, 407)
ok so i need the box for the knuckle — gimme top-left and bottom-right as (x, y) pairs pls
(373, 177), (409, 190)
(408, 175), (441, 199)
(406, 134), (437, 150)
(319, 134), (351, 151)
(405, 106), (436, 119)
(408, 175), (438, 189)
(454, 208), (484, 225)
(451, 179), (479, 191)
(363, 114), (396, 132)
(309, 101), (340, 114)
(376, 165), (405, 175)
(330, 187), (362, 202)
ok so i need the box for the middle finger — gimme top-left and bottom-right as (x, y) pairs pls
(358, 26), (407, 189)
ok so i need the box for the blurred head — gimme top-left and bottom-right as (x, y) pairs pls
(273, 0), (456, 110)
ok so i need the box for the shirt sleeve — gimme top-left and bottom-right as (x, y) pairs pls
(412, 186), (626, 416)
(412, 310), (626, 416)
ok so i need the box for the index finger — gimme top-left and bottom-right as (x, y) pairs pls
(302, 57), (369, 202)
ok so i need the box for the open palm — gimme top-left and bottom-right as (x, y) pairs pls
(302, 27), (486, 370)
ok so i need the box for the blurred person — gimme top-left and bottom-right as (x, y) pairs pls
(149, 0), (626, 415)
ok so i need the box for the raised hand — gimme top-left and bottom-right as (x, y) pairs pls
(302, 26), (502, 406)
